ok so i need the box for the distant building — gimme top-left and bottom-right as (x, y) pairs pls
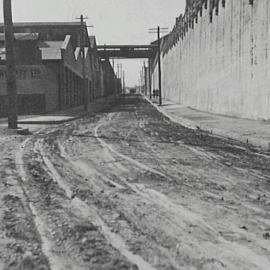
(125, 87), (137, 94)
(0, 22), (118, 117)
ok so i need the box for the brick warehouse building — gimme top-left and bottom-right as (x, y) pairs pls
(0, 22), (118, 116)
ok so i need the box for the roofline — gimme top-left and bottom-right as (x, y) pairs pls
(0, 22), (82, 27)
(0, 32), (39, 41)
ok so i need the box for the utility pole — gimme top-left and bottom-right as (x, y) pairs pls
(4, 0), (17, 129)
(117, 64), (120, 78)
(157, 26), (162, 105)
(122, 70), (125, 94)
(117, 64), (120, 92)
(119, 64), (123, 92)
(111, 59), (117, 95)
(148, 58), (152, 99)
(144, 61), (147, 96)
(148, 26), (168, 106)
(120, 64), (122, 79)
(78, 14), (89, 111)
(140, 69), (143, 94)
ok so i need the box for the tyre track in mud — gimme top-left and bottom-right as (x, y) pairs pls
(33, 114), (188, 269)
(39, 111), (270, 269)
(16, 137), (83, 270)
(15, 137), (56, 270)
(94, 115), (167, 179)
(38, 138), (157, 270)
(42, 129), (186, 269)
(16, 138), (58, 270)
(0, 135), (50, 270)
(93, 113), (270, 270)
(11, 95), (270, 270)
(93, 114), (220, 236)
(16, 134), (137, 270)
(89, 106), (269, 269)
(112, 99), (270, 217)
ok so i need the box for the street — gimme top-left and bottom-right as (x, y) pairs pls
(0, 94), (270, 270)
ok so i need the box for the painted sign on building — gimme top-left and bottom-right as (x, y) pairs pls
(0, 68), (41, 80)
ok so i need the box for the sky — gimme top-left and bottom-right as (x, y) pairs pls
(0, 0), (186, 86)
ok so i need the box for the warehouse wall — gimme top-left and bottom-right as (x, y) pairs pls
(0, 65), (58, 115)
(153, 0), (270, 120)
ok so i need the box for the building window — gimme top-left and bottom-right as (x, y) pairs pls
(0, 70), (5, 80)
(31, 69), (41, 79)
(17, 69), (27, 80)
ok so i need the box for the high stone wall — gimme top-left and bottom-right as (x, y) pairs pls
(153, 0), (270, 120)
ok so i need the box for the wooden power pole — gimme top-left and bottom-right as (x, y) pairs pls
(148, 58), (152, 99)
(79, 15), (89, 111)
(3, 0), (17, 129)
(157, 26), (162, 106)
(149, 26), (168, 106)
(122, 70), (125, 94)
(144, 61), (147, 96)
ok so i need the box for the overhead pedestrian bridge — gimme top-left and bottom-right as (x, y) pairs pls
(97, 44), (157, 59)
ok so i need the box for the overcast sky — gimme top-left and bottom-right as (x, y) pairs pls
(0, 0), (186, 86)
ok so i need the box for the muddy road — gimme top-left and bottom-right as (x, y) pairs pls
(0, 95), (270, 270)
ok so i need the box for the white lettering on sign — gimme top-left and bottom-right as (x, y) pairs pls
(0, 69), (42, 80)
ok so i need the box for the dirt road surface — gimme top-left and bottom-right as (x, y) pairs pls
(0, 95), (270, 270)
